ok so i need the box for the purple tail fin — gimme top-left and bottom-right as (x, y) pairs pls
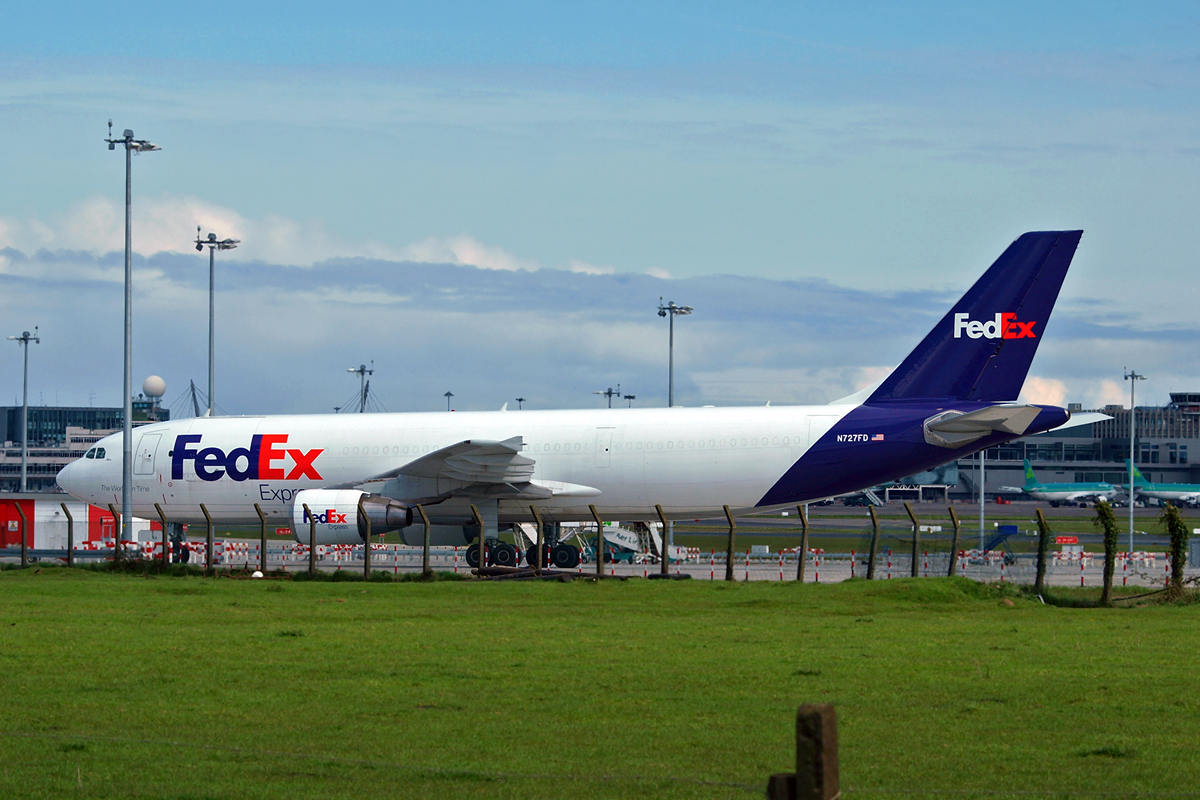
(867, 230), (1081, 403)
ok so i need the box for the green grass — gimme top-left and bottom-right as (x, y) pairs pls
(1, 569), (1198, 799)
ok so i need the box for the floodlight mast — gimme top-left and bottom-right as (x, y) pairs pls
(7, 327), (40, 492)
(657, 299), (692, 407)
(104, 122), (160, 554)
(1125, 368), (1146, 552)
(347, 362), (375, 412)
(195, 227), (240, 417)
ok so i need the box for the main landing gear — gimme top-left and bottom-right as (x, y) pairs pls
(524, 543), (581, 569)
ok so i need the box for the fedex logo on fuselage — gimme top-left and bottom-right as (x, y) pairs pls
(304, 508), (348, 525)
(171, 434), (323, 482)
(953, 313), (1037, 340)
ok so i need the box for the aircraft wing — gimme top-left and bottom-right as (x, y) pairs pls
(924, 405), (1043, 448)
(331, 437), (600, 503)
(393, 437), (535, 483)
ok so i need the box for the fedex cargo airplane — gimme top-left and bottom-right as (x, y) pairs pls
(58, 230), (1083, 568)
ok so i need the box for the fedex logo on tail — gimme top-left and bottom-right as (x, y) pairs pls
(303, 508), (348, 524)
(953, 313), (1037, 340)
(171, 434), (323, 482)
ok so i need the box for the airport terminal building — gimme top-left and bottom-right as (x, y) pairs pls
(942, 392), (1200, 503)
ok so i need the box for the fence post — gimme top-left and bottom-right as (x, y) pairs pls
(15, 502), (28, 568)
(61, 503), (74, 568)
(199, 503), (214, 575)
(589, 504), (605, 577)
(253, 503), (268, 573)
(904, 502), (920, 578)
(947, 506), (961, 577)
(155, 503), (169, 567)
(417, 505), (432, 577)
(301, 503), (316, 577)
(867, 505), (880, 580)
(767, 704), (839, 800)
(723, 505), (737, 582)
(358, 496), (372, 580)
(796, 504), (809, 582)
(529, 505), (544, 574)
(1034, 508), (1051, 594)
(655, 504), (670, 575)
(107, 503), (122, 562)
(470, 504), (487, 574)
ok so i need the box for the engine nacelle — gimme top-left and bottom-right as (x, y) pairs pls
(290, 489), (413, 545)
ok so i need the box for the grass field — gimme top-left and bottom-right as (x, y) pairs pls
(1, 568), (1197, 799)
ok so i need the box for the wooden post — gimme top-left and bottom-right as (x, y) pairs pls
(470, 504), (487, 573)
(589, 504), (605, 577)
(529, 505), (544, 574)
(904, 502), (920, 578)
(866, 505), (880, 580)
(767, 704), (839, 800)
(154, 503), (169, 567)
(723, 505), (737, 581)
(253, 503), (268, 573)
(655, 504), (670, 575)
(108, 503), (122, 562)
(947, 506), (962, 577)
(199, 503), (214, 575)
(795, 504), (810, 582)
(358, 496), (371, 580)
(417, 505), (432, 577)
(302, 503), (316, 577)
(61, 503), (74, 568)
(1034, 508), (1051, 594)
(15, 502), (28, 568)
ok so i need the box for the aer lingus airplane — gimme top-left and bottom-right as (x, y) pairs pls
(58, 230), (1083, 568)
(1126, 460), (1200, 506)
(1001, 458), (1119, 507)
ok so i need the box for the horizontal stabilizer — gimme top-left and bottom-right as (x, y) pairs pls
(923, 405), (1042, 448)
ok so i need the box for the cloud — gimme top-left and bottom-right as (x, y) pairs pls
(567, 259), (614, 275)
(1020, 376), (1067, 406)
(645, 267), (673, 280)
(399, 234), (539, 272)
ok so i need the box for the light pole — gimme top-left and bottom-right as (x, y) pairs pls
(347, 362), (374, 412)
(444, 391), (454, 411)
(195, 228), (239, 416)
(7, 327), (39, 492)
(657, 298), (692, 407)
(624, 394), (636, 408)
(1125, 369), (1146, 552)
(105, 122), (160, 552)
(515, 397), (525, 410)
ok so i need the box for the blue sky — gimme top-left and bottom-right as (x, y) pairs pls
(1, 3), (1198, 415)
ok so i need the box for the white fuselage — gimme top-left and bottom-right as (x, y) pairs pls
(57, 405), (854, 527)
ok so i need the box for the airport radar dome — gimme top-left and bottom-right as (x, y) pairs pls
(142, 375), (166, 398)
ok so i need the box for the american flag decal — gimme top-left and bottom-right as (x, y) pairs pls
(871, 433), (885, 441)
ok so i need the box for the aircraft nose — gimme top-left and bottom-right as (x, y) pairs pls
(57, 461), (76, 496)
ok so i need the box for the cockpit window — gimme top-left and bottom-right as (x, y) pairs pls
(85, 449), (95, 459)
(95, 448), (106, 459)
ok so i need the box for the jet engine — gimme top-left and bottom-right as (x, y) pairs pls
(290, 489), (413, 545)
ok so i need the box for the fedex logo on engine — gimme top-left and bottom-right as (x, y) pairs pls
(953, 313), (1037, 340)
(171, 434), (323, 482)
(303, 508), (347, 525)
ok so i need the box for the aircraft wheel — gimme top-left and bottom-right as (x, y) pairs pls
(525, 546), (549, 569)
(491, 543), (518, 567)
(550, 544), (578, 569)
(465, 543), (483, 569)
